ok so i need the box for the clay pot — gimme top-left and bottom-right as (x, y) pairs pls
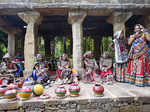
(69, 83), (80, 97)
(5, 89), (17, 99)
(17, 86), (32, 100)
(0, 78), (9, 85)
(55, 85), (66, 98)
(15, 80), (24, 88)
(93, 84), (104, 97)
(32, 84), (44, 96)
(0, 85), (8, 97)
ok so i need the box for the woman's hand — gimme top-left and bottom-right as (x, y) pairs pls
(128, 35), (135, 45)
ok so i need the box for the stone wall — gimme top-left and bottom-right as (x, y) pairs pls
(0, 0), (150, 9)
(0, 98), (149, 112)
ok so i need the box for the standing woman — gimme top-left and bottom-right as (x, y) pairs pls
(127, 24), (150, 87)
(112, 30), (129, 82)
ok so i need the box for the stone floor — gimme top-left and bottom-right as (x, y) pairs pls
(0, 82), (150, 112)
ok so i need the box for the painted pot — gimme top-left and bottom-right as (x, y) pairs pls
(5, 89), (17, 99)
(93, 84), (104, 96)
(0, 78), (9, 85)
(55, 85), (66, 98)
(17, 86), (32, 100)
(32, 84), (44, 96)
(0, 85), (8, 97)
(69, 83), (80, 97)
(15, 80), (24, 88)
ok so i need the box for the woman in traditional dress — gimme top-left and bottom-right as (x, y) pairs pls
(26, 62), (49, 85)
(127, 24), (150, 87)
(55, 53), (72, 82)
(83, 51), (98, 82)
(99, 51), (113, 84)
(111, 30), (129, 82)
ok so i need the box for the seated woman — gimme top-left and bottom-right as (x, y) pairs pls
(83, 51), (98, 82)
(36, 54), (49, 71)
(12, 56), (24, 77)
(0, 53), (21, 78)
(99, 52), (113, 84)
(26, 62), (49, 86)
(0, 53), (11, 73)
(55, 53), (72, 83)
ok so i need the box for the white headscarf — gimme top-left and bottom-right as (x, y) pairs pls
(3, 53), (11, 59)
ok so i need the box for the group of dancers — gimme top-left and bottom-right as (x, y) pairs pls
(0, 24), (150, 87)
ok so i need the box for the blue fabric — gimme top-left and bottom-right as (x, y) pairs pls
(16, 63), (22, 75)
(25, 70), (38, 81)
(31, 70), (38, 81)
(148, 41), (150, 57)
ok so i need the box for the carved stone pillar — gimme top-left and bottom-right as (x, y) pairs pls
(107, 11), (132, 34)
(8, 33), (15, 57)
(18, 11), (42, 78)
(68, 10), (87, 75)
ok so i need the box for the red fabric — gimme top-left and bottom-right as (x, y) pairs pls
(55, 70), (62, 80)
(100, 69), (113, 78)
(127, 55), (150, 76)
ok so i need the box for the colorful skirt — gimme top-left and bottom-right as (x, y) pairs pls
(126, 55), (150, 87)
(114, 62), (128, 82)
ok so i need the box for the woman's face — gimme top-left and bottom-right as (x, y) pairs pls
(62, 54), (67, 60)
(89, 53), (93, 58)
(4, 58), (9, 62)
(35, 65), (39, 70)
(134, 25), (141, 33)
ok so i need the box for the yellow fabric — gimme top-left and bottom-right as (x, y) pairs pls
(72, 69), (77, 74)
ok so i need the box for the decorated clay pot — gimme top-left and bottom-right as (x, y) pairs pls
(0, 85), (8, 97)
(93, 84), (104, 97)
(5, 89), (17, 99)
(55, 85), (66, 98)
(17, 86), (32, 100)
(69, 83), (80, 97)
(32, 84), (44, 96)
(0, 78), (9, 85)
(15, 80), (24, 88)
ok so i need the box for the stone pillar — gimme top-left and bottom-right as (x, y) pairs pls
(68, 10), (87, 75)
(18, 11), (42, 78)
(107, 11), (132, 34)
(8, 33), (15, 57)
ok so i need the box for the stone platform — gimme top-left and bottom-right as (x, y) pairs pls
(0, 82), (150, 112)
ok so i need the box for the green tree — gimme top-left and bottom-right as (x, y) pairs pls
(0, 31), (7, 60)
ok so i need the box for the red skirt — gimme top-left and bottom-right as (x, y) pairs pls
(126, 54), (150, 87)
